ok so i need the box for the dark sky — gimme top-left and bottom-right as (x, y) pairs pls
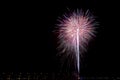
(1, 0), (120, 77)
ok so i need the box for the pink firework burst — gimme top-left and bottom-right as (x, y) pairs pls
(56, 10), (97, 72)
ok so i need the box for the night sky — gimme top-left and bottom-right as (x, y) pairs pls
(1, 0), (120, 77)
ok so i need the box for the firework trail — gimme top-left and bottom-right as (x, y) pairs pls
(56, 10), (97, 73)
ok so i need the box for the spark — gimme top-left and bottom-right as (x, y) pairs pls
(56, 10), (97, 73)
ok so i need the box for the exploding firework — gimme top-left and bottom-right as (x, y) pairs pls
(56, 10), (97, 73)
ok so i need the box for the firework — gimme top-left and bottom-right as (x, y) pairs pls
(56, 10), (97, 73)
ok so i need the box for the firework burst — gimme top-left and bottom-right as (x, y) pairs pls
(56, 10), (97, 73)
